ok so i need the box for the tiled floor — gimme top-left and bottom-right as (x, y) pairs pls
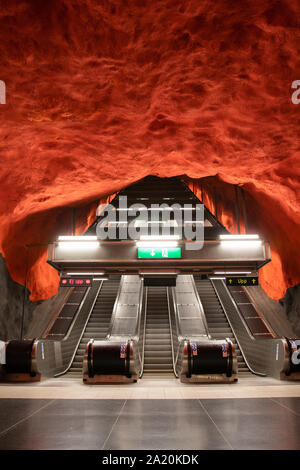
(0, 397), (300, 449)
(0, 376), (300, 450)
(0, 376), (300, 449)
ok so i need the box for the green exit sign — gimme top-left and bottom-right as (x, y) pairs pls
(138, 247), (182, 259)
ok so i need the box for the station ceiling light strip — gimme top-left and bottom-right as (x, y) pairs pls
(220, 241), (262, 248)
(140, 272), (178, 275)
(214, 271), (253, 275)
(219, 234), (262, 248)
(67, 272), (105, 275)
(219, 234), (259, 240)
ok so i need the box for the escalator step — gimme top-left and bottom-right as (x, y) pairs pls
(143, 287), (174, 376)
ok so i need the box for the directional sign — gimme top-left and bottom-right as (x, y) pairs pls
(226, 276), (259, 287)
(138, 247), (182, 259)
(60, 277), (93, 287)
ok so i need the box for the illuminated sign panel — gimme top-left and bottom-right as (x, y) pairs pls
(226, 277), (259, 286)
(60, 277), (93, 287)
(138, 247), (182, 259)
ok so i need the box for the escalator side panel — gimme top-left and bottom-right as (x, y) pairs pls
(174, 275), (209, 338)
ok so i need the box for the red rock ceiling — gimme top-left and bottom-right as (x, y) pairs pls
(0, 0), (299, 301)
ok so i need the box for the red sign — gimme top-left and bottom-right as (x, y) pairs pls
(60, 277), (93, 287)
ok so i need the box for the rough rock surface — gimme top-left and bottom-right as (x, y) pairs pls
(188, 176), (298, 300)
(280, 284), (300, 337)
(0, 1), (299, 301)
(0, 255), (37, 341)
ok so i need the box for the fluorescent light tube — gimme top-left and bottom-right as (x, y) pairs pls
(140, 272), (178, 275)
(214, 271), (252, 275)
(67, 272), (104, 275)
(220, 241), (262, 248)
(220, 234), (259, 240)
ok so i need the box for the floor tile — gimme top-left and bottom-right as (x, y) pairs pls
(272, 397), (300, 416)
(0, 399), (125, 450)
(103, 399), (231, 450)
(0, 399), (50, 434)
(201, 398), (300, 450)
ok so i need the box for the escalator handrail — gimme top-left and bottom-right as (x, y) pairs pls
(139, 286), (148, 378)
(166, 287), (179, 378)
(171, 285), (183, 340)
(133, 278), (145, 341)
(54, 281), (104, 377)
(170, 286), (186, 374)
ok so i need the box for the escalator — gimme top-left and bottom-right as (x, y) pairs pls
(65, 279), (120, 377)
(194, 277), (251, 376)
(143, 286), (174, 376)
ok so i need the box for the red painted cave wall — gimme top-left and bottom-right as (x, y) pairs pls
(0, 0), (299, 301)
(187, 176), (300, 300)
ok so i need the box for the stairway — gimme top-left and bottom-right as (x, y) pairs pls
(194, 278), (251, 376)
(66, 279), (120, 377)
(143, 286), (174, 376)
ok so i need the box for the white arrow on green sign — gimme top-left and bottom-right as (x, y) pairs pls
(138, 247), (182, 259)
